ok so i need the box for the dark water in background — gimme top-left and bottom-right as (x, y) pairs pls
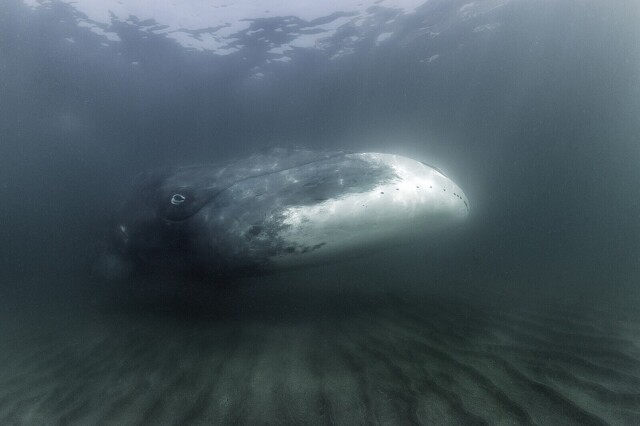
(1, 0), (640, 424)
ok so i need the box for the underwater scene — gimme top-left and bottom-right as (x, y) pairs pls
(1, 0), (639, 424)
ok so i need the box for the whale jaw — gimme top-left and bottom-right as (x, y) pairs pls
(268, 153), (469, 269)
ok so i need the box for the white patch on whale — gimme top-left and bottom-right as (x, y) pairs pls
(271, 153), (469, 268)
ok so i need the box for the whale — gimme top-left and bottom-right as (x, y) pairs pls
(100, 148), (469, 282)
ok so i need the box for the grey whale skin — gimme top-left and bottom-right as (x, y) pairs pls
(103, 148), (469, 281)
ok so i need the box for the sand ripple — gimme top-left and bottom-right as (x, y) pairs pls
(0, 288), (639, 425)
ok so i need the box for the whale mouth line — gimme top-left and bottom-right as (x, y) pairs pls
(164, 152), (352, 222)
(419, 161), (447, 177)
(163, 153), (456, 223)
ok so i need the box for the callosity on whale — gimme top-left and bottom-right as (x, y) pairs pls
(101, 148), (469, 281)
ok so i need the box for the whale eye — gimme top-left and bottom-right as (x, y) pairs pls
(170, 193), (186, 205)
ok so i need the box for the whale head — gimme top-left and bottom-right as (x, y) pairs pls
(270, 152), (469, 268)
(100, 149), (469, 281)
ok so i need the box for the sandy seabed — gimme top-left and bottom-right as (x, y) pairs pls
(0, 280), (639, 426)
